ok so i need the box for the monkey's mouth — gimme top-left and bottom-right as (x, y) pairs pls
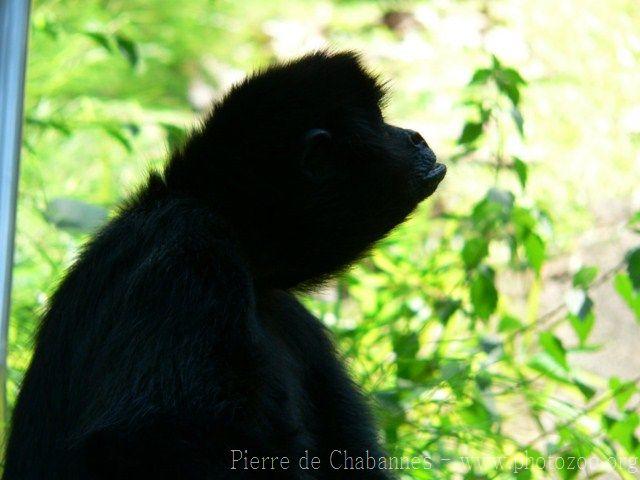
(414, 158), (446, 199)
(425, 162), (446, 181)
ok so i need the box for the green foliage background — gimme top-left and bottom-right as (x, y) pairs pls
(7, 0), (640, 478)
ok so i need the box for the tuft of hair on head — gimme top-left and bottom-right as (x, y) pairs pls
(203, 50), (389, 142)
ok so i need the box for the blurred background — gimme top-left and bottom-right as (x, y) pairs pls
(6, 0), (640, 477)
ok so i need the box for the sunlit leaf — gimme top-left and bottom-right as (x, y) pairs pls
(162, 123), (188, 151)
(568, 311), (595, 346)
(434, 298), (461, 325)
(470, 68), (492, 85)
(513, 156), (528, 189)
(511, 206), (536, 240)
(487, 188), (515, 209)
(524, 233), (545, 273)
(470, 265), (498, 320)
(26, 117), (72, 136)
(609, 377), (636, 410)
(457, 121), (483, 145)
(529, 352), (572, 383)
(374, 391), (405, 445)
(574, 379), (596, 400)
(501, 67), (527, 85)
(475, 371), (492, 390)
(626, 247), (640, 290)
(498, 314), (522, 333)
(480, 336), (501, 354)
(572, 266), (598, 289)
(462, 237), (489, 269)
(392, 332), (419, 360)
(104, 126), (133, 152)
(84, 31), (114, 52)
(497, 78), (520, 106)
(606, 413), (639, 453)
(539, 332), (569, 371)
(115, 34), (139, 68)
(511, 108), (524, 137)
(459, 398), (494, 428)
(566, 289), (594, 320)
(614, 273), (640, 320)
(45, 198), (108, 232)
(629, 211), (640, 232)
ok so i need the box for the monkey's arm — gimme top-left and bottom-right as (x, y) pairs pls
(68, 202), (308, 479)
(263, 291), (393, 479)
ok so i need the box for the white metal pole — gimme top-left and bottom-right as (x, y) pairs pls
(0, 0), (31, 424)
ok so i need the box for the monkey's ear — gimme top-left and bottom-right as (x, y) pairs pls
(301, 129), (335, 181)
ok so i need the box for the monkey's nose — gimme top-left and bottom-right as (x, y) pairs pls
(407, 130), (429, 149)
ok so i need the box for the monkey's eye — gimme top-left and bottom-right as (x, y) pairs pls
(301, 128), (335, 181)
(304, 129), (332, 145)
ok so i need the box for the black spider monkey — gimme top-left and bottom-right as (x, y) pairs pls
(3, 51), (446, 479)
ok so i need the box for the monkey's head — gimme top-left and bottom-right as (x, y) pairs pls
(167, 51), (446, 289)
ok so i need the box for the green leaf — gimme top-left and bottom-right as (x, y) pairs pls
(392, 332), (420, 380)
(512, 157), (528, 189)
(511, 108), (525, 137)
(539, 332), (569, 371)
(629, 211), (640, 231)
(607, 413), (639, 453)
(459, 398), (495, 428)
(498, 314), (522, 333)
(609, 377), (637, 410)
(613, 273), (640, 320)
(626, 247), (640, 290)
(529, 352), (572, 383)
(475, 371), (492, 390)
(511, 206), (536, 240)
(161, 123), (188, 151)
(462, 237), (489, 269)
(472, 190), (515, 233)
(470, 68), (492, 85)
(567, 293), (596, 345)
(480, 336), (501, 353)
(434, 298), (461, 325)
(574, 379), (596, 400)
(392, 332), (419, 360)
(470, 265), (498, 320)
(566, 289), (596, 344)
(441, 360), (469, 382)
(568, 311), (595, 346)
(572, 266), (599, 289)
(84, 31), (113, 52)
(487, 188), (515, 209)
(457, 122), (483, 145)
(555, 451), (582, 479)
(374, 391), (405, 445)
(104, 126), (132, 152)
(115, 34), (139, 68)
(501, 67), (527, 85)
(566, 288), (594, 320)
(123, 123), (140, 136)
(45, 198), (108, 232)
(524, 233), (545, 274)
(33, 15), (60, 38)
(393, 332), (420, 358)
(497, 78), (520, 106)
(396, 358), (438, 382)
(26, 117), (72, 136)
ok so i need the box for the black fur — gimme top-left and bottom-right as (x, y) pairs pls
(3, 51), (445, 479)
